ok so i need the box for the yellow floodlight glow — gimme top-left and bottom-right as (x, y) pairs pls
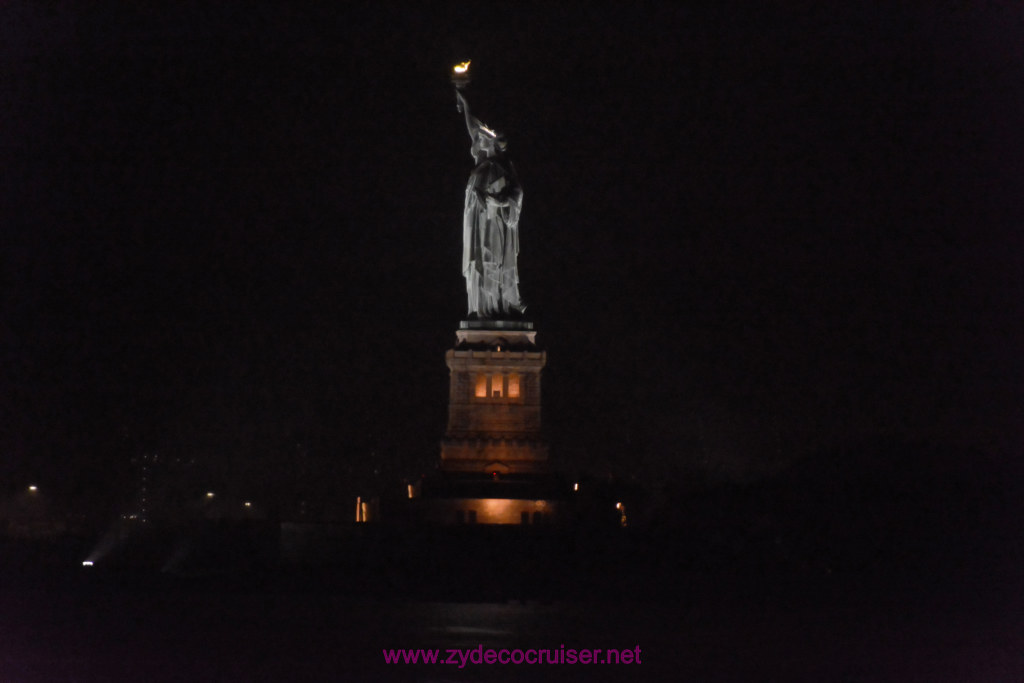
(453, 61), (471, 74)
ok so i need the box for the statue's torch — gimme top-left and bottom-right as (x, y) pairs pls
(451, 60), (471, 89)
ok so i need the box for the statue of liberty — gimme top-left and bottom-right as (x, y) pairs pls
(455, 86), (525, 319)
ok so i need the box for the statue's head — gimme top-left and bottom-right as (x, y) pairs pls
(471, 124), (507, 161)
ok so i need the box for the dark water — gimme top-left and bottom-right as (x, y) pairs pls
(1, 557), (1020, 682)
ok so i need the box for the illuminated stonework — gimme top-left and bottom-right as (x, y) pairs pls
(417, 498), (557, 525)
(440, 324), (548, 474)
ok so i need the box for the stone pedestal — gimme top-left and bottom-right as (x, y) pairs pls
(440, 321), (549, 474)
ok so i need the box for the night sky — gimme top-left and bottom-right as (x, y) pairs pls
(3, 4), (1022, 508)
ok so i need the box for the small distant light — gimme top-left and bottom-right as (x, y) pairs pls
(82, 561), (94, 567)
(206, 492), (215, 498)
(28, 485), (38, 492)
(615, 501), (623, 510)
(573, 482), (579, 492)
(244, 501), (252, 508)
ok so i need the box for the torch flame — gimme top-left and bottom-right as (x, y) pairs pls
(453, 61), (471, 74)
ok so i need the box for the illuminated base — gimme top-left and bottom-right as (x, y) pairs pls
(441, 325), (547, 475)
(440, 438), (549, 474)
(413, 323), (560, 525)
(457, 319), (536, 348)
(458, 319), (533, 330)
(415, 496), (562, 525)
(412, 471), (568, 526)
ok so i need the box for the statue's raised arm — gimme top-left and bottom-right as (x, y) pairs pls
(455, 89), (475, 138)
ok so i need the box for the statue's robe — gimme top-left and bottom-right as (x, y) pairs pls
(462, 154), (523, 318)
